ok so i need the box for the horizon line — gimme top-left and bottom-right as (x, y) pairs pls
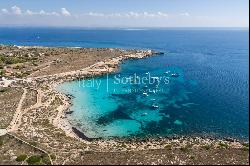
(0, 25), (249, 30)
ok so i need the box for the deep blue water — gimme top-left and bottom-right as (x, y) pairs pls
(0, 28), (249, 140)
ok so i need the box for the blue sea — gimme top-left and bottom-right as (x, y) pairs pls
(0, 27), (249, 140)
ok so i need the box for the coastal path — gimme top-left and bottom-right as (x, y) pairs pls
(7, 88), (27, 132)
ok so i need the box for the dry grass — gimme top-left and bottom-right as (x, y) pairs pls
(0, 134), (47, 165)
(0, 46), (137, 78)
(0, 87), (23, 128)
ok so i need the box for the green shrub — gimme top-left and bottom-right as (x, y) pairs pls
(0, 55), (5, 61)
(0, 60), (4, 69)
(202, 144), (211, 150)
(31, 57), (38, 61)
(242, 143), (249, 148)
(180, 144), (192, 153)
(0, 88), (8, 93)
(218, 142), (229, 149)
(26, 155), (42, 165)
(16, 154), (27, 162)
(120, 143), (127, 148)
(29, 141), (38, 146)
(164, 144), (172, 150)
(5, 57), (23, 64)
(13, 65), (25, 70)
(0, 137), (3, 146)
(242, 146), (249, 151)
(50, 154), (56, 160)
(41, 154), (51, 165)
(0, 55), (25, 65)
(15, 72), (24, 78)
(0, 69), (5, 76)
(180, 146), (189, 153)
(32, 63), (39, 66)
(190, 155), (195, 160)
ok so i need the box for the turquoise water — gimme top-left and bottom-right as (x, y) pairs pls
(0, 28), (249, 140)
(58, 65), (190, 138)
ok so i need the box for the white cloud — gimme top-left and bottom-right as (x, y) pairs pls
(11, 6), (22, 15)
(51, 12), (60, 16)
(0, 6), (176, 20)
(84, 11), (169, 19)
(180, 12), (190, 17)
(39, 10), (46, 15)
(88, 12), (105, 17)
(128, 12), (140, 18)
(142, 12), (155, 18)
(25, 9), (60, 16)
(1, 9), (9, 14)
(0, 6), (61, 17)
(109, 13), (122, 17)
(157, 12), (168, 17)
(26, 10), (35, 15)
(61, 8), (71, 16)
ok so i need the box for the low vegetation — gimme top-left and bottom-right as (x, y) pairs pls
(0, 87), (8, 93)
(164, 144), (172, 150)
(26, 155), (42, 165)
(219, 142), (229, 149)
(41, 154), (51, 165)
(0, 52), (39, 78)
(242, 143), (249, 151)
(0, 60), (4, 69)
(0, 69), (5, 77)
(16, 154), (27, 162)
(202, 144), (212, 150)
(0, 137), (4, 147)
(0, 54), (26, 65)
(50, 154), (56, 160)
(26, 154), (51, 165)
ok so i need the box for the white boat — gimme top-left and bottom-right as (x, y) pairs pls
(171, 73), (180, 77)
(143, 92), (148, 96)
(165, 71), (170, 74)
(152, 104), (159, 109)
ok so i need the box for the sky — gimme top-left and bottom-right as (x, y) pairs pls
(0, 0), (249, 27)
